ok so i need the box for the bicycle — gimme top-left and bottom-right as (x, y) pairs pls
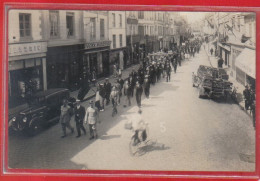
(129, 127), (156, 156)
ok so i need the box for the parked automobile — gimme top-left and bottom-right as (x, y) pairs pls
(9, 88), (76, 136)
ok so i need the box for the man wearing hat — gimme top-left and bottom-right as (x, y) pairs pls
(144, 74), (150, 98)
(60, 99), (74, 138)
(74, 100), (86, 138)
(104, 78), (112, 105)
(85, 100), (99, 140)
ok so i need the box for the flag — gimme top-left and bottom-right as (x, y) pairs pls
(225, 24), (236, 37)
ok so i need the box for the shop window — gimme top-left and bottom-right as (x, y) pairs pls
(49, 11), (59, 38)
(120, 34), (123, 47)
(90, 18), (96, 40)
(66, 12), (74, 37)
(19, 13), (31, 39)
(100, 19), (105, 39)
(113, 35), (116, 48)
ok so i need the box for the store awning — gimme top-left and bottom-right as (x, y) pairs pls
(235, 48), (256, 79)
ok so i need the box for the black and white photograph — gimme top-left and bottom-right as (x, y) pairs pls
(7, 10), (256, 171)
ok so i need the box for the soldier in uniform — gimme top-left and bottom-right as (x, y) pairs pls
(85, 100), (99, 140)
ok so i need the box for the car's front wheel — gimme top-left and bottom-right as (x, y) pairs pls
(28, 120), (41, 136)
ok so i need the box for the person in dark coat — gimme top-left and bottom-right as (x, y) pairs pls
(210, 48), (213, 55)
(144, 75), (150, 98)
(243, 85), (251, 110)
(218, 57), (224, 68)
(128, 74), (135, 97)
(173, 58), (178, 73)
(104, 78), (112, 105)
(135, 81), (143, 108)
(166, 64), (172, 82)
(99, 83), (106, 111)
(117, 75), (124, 103)
(74, 100), (86, 138)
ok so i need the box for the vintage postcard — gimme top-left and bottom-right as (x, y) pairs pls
(6, 9), (256, 172)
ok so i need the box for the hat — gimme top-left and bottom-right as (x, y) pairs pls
(89, 100), (94, 104)
(105, 78), (109, 80)
(76, 99), (81, 102)
(145, 75), (149, 78)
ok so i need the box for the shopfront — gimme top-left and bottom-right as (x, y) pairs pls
(83, 40), (111, 78)
(218, 42), (231, 67)
(46, 44), (84, 91)
(8, 42), (47, 108)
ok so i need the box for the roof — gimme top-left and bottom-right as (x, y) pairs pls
(235, 48), (256, 79)
(34, 88), (69, 98)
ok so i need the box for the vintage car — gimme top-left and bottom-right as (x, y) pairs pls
(9, 88), (76, 136)
(193, 65), (232, 99)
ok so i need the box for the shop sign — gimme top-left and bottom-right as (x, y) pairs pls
(9, 42), (47, 57)
(85, 41), (111, 49)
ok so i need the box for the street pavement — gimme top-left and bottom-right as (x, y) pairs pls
(8, 48), (255, 171)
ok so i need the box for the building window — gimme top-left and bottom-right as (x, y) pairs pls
(90, 18), (96, 40)
(19, 13), (31, 39)
(113, 35), (116, 48)
(66, 13), (74, 37)
(138, 12), (144, 19)
(49, 11), (59, 38)
(100, 19), (105, 39)
(119, 14), (122, 27)
(120, 34), (123, 47)
(112, 13), (115, 27)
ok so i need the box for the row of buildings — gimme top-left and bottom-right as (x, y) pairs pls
(203, 12), (256, 88)
(8, 10), (189, 108)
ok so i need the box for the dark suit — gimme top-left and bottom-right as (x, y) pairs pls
(75, 106), (86, 136)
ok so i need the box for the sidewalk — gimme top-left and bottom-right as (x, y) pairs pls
(204, 43), (252, 117)
(70, 64), (140, 102)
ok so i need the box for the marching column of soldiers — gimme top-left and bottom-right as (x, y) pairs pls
(60, 38), (202, 139)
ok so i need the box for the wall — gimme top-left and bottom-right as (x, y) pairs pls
(9, 10), (43, 44)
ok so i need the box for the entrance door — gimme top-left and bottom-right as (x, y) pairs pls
(102, 51), (109, 76)
(89, 53), (98, 74)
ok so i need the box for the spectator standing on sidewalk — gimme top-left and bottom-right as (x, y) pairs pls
(85, 100), (99, 140)
(60, 99), (74, 138)
(144, 75), (150, 99)
(99, 84), (105, 111)
(135, 81), (143, 108)
(210, 48), (213, 56)
(113, 63), (118, 78)
(124, 80), (132, 107)
(104, 78), (112, 105)
(243, 85), (251, 110)
(217, 57), (224, 68)
(74, 100), (86, 138)
(95, 85), (102, 111)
